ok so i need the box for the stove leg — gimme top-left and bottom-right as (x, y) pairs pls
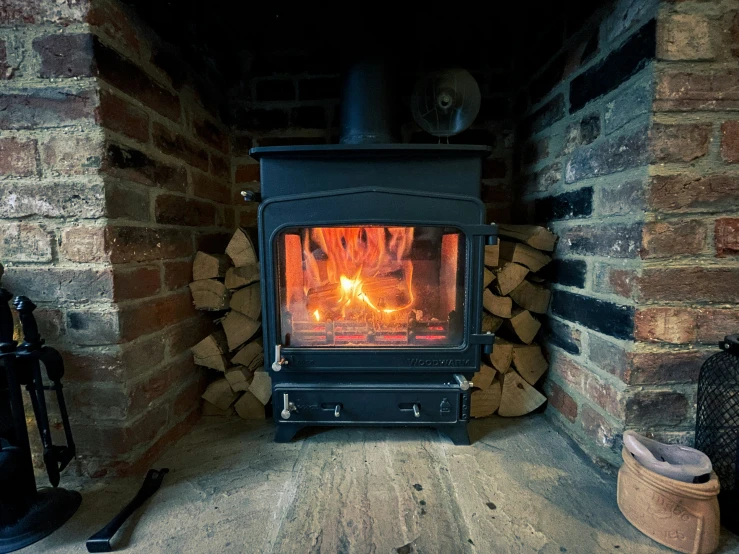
(274, 423), (304, 443)
(439, 424), (470, 446)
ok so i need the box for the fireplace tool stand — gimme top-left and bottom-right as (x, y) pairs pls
(0, 289), (80, 553)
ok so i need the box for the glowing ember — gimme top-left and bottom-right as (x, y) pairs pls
(313, 310), (320, 321)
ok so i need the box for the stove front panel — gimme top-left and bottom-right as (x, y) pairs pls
(259, 186), (493, 374)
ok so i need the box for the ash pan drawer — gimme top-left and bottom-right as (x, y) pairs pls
(275, 388), (462, 423)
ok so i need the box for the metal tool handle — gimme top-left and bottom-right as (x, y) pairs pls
(454, 374), (471, 391)
(86, 468), (169, 553)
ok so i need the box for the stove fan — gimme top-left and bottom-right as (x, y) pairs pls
(411, 68), (481, 140)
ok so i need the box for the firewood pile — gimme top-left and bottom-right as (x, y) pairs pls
(471, 224), (558, 419)
(189, 228), (269, 419)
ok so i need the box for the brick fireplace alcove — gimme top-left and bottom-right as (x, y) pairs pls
(0, 0), (737, 475)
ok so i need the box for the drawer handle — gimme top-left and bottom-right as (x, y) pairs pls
(334, 405), (341, 418)
(413, 404), (420, 418)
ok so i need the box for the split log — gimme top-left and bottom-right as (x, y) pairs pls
(483, 289), (512, 318)
(498, 240), (551, 272)
(248, 370), (272, 405)
(225, 228), (258, 267)
(230, 282), (262, 320)
(512, 343), (549, 386)
(509, 280), (551, 314)
(225, 263), (260, 290)
(490, 337), (515, 373)
(470, 380), (502, 418)
(234, 391), (266, 420)
(191, 330), (229, 371)
(484, 243), (500, 268)
(498, 371), (546, 417)
(231, 339), (264, 371)
(189, 280), (230, 311)
(481, 313), (504, 333)
(192, 251), (230, 281)
(221, 311), (260, 351)
(494, 262), (529, 296)
(497, 224), (557, 252)
(483, 268), (495, 289)
(202, 403), (234, 417)
(508, 309), (541, 344)
(472, 363), (496, 390)
(225, 366), (254, 392)
(202, 379), (239, 411)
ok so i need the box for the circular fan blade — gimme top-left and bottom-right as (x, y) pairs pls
(411, 69), (481, 138)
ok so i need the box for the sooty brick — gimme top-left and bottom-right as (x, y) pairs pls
(551, 290), (634, 340)
(535, 187), (593, 222)
(539, 259), (587, 288)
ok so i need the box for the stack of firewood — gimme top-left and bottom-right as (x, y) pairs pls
(189, 228), (270, 419)
(470, 224), (558, 419)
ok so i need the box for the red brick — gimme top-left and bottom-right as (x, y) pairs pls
(593, 264), (638, 299)
(153, 122), (208, 171)
(0, 0), (90, 25)
(235, 163), (260, 183)
(580, 406), (619, 448)
(130, 356), (197, 414)
(113, 265), (161, 301)
(107, 226), (193, 263)
(224, 206), (235, 229)
(549, 352), (622, 418)
(95, 39), (181, 123)
(119, 291), (196, 341)
(33, 33), (94, 78)
(173, 375), (208, 417)
(41, 135), (101, 175)
(87, 0), (141, 56)
(635, 307), (697, 344)
(715, 218), (739, 257)
(0, 223), (52, 262)
(193, 115), (228, 153)
(721, 121), (739, 163)
(651, 123), (711, 162)
(98, 89), (149, 143)
(192, 171), (231, 204)
(61, 225), (107, 263)
(696, 308), (739, 343)
(657, 13), (714, 61)
(166, 315), (212, 357)
(103, 142), (186, 192)
(0, 137), (37, 176)
(641, 220), (706, 258)
(629, 350), (707, 384)
(105, 182), (150, 222)
(0, 90), (96, 129)
(210, 153), (230, 180)
(61, 349), (125, 382)
(155, 194), (216, 227)
(547, 382), (578, 423)
(641, 267), (739, 303)
(163, 259), (192, 290)
(655, 70), (739, 111)
(68, 382), (130, 420)
(649, 173), (739, 212)
(624, 390), (690, 427)
(239, 207), (258, 228)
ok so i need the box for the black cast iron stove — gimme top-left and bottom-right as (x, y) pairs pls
(252, 143), (496, 445)
(250, 61), (497, 445)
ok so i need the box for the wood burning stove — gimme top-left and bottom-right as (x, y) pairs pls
(251, 143), (496, 444)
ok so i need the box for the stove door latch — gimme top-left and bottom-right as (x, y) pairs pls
(272, 344), (288, 371)
(470, 332), (495, 354)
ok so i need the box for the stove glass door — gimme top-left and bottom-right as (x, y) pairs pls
(276, 225), (466, 348)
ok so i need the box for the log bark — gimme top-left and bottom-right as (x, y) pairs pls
(225, 263), (260, 290)
(470, 380), (502, 418)
(490, 336), (515, 373)
(225, 228), (258, 267)
(498, 371), (546, 417)
(472, 363), (496, 390)
(202, 379), (239, 411)
(508, 309), (541, 344)
(191, 330), (229, 371)
(231, 339), (264, 371)
(192, 251), (230, 281)
(234, 391), (266, 420)
(189, 280), (230, 311)
(498, 240), (551, 272)
(230, 282), (262, 320)
(494, 262), (529, 296)
(248, 370), (272, 405)
(483, 289), (512, 318)
(509, 280), (551, 314)
(497, 224), (557, 252)
(221, 311), (260, 351)
(512, 343), (549, 386)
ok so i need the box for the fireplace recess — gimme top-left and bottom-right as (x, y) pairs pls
(251, 143), (496, 445)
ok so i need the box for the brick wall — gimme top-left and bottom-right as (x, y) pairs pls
(514, 0), (739, 466)
(0, 0), (238, 476)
